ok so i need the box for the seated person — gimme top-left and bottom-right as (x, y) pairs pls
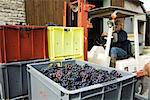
(110, 20), (130, 67)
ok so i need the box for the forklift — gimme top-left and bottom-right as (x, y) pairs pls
(88, 6), (149, 100)
(64, 0), (149, 99)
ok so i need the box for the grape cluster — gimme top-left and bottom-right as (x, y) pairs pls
(40, 63), (122, 90)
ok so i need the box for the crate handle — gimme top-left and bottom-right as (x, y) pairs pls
(64, 28), (70, 31)
(20, 28), (31, 38)
(20, 28), (32, 31)
(64, 58), (72, 60)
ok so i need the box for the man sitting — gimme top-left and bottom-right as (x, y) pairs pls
(110, 20), (131, 67)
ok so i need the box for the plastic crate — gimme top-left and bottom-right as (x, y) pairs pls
(0, 26), (3, 63)
(47, 27), (84, 61)
(135, 79), (149, 100)
(0, 25), (48, 63)
(0, 59), (48, 100)
(27, 60), (136, 100)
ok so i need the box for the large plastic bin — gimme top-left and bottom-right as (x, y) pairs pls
(0, 59), (48, 100)
(0, 25), (48, 63)
(27, 60), (136, 100)
(47, 27), (84, 61)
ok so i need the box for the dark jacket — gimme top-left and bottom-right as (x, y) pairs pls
(112, 30), (131, 55)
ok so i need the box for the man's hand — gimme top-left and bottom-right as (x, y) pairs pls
(112, 32), (118, 42)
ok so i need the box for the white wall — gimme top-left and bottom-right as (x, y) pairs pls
(124, 17), (133, 34)
(124, 1), (146, 44)
(124, 1), (146, 33)
(103, 0), (111, 33)
(124, 1), (143, 13)
(103, 0), (111, 7)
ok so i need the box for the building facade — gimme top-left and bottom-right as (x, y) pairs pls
(0, 0), (26, 25)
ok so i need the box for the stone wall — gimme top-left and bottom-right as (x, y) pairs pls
(0, 0), (26, 25)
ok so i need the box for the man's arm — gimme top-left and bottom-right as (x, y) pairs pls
(113, 33), (118, 42)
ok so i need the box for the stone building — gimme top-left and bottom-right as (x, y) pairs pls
(0, 0), (26, 25)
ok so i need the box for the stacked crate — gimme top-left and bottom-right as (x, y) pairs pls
(47, 26), (84, 61)
(0, 25), (48, 99)
(0, 25), (48, 63)
(0, 25), (84, 99)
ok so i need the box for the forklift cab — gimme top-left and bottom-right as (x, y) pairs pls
(89, 7), (150, 99)
(88, 6), (147, 73)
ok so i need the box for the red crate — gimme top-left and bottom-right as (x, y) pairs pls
(0, 25), (48, 63)
(0, 26), (4, 63)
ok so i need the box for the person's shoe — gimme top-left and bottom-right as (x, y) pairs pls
(110, 57), (116, 68)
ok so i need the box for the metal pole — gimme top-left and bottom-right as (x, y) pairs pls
(105, 12), (117, 63)
(133, 15), (140, 71)
(105, 23), (113, 58)
(143, 22), (146, 46)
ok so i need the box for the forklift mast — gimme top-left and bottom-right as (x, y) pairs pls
(63, 0), (94, 60)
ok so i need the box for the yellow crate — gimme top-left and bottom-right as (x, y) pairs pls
(47, 26), (84, 61)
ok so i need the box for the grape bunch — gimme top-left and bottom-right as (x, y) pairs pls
(39, 63), (122, 90)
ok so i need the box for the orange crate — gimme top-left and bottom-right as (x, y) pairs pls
(0, 25), (48, 63)
(0, 26), (4, 63)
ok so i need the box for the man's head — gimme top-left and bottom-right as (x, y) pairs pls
(114, 20), (123, 32)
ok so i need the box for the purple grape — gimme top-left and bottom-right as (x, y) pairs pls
(40, 63), (122, 90)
